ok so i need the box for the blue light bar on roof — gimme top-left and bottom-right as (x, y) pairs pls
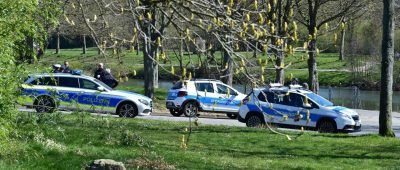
(71, 69), (82, 75)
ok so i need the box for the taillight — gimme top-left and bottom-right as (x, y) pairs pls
(177, 91), (187, 97)
(242, 97), (249, 104)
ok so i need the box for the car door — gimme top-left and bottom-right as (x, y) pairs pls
(56, 76), (81, 110)
(215, 83), (241, 112)
(78, 78), (114, 112)
(257, 91), (281, 122)
(277, 93), (309, 126)
(194, 82), (219, 111)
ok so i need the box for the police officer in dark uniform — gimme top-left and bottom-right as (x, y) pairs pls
(94, 63), (106, 81)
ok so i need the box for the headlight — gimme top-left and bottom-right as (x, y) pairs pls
(339, 112), (352, 120)
(138, 99), (149, 106)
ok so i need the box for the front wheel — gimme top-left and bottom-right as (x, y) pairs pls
(226, 113), (238, 119)
(118, 102), (138, 118)
(183, 102), (198, 117)
(169, 109), (183, 117)
(317, 120), (337, 133)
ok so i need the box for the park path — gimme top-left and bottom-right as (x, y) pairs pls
(18, 107), (400, 137)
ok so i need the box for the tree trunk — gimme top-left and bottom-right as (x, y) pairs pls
(308, 39), (319, 93)
(179, 38), (184, 73)
(222, 49), (233, 86)
(339, 27), (346, 60)
(142, 6), (157, 98)
(379, 0), (395, 137)
(275, 54), (284, 84)
(56, 30), (60, 54)
(153, 49), (159, 89)
(252, 42), (258, 58)
(82, 34), (87, 54)
(143, 36), (155, 98)
(26, 36), (34, 64)
(136, 40), (140, 55)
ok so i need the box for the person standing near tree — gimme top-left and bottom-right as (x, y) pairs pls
(94, 63), (106, 82)
(103, 68), (119, 88)
(62, 61), (71, 73)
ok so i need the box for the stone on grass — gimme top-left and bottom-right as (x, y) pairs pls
(85, 159), (126, 170)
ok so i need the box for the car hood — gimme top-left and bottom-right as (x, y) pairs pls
(110, 90), (151, 101)
(327, 106), (358, 116)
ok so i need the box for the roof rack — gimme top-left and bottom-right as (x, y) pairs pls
(267, 83), (288, 92)
(190, 78), (222, 82)
(269, 83), (283, 88)
(289, 84), (303, 89)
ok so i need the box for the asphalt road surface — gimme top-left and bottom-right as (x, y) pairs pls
(18, 107), (400, 137)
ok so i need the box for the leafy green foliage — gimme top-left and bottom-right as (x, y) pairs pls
(0, 0), (61, 159)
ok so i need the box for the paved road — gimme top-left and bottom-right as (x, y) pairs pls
(18, 107), (400, 137)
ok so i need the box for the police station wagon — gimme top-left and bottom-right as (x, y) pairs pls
(18, 72), (152, 118)
(238, 84), (361, 133)
(166, 79), (246, 118)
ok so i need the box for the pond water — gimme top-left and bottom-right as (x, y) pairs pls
(122, 79), (400, 112)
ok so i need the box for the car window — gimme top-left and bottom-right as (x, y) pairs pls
(288, 93), (304, 107)
(216, 84), (237, 95)
(195, 83), (214, 92)
(172, 81), (183, 89)
(32, 76), (57, 86)
(93, 79), (112, 91)
(257, 91), (275, 103)
(305, 93), (333, 106)
(275, 94), (290, 105)
(58, 77), (79, 88)
(79, 78), (98, 90)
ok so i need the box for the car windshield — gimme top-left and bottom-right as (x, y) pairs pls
(305, 93), (333, 106)
(93, 78), (113, 91)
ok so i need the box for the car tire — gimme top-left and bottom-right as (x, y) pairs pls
(317, 119), (337, 133)
(183, 102), (198, 117)
(34, 96), (56, 113)
(226, 113), (238, 119)
(117, 102), (138, 118)
(246, 112), (265, 128)
(169, 109), (183, 117)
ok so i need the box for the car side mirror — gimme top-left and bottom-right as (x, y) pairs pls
(303, 103), (312, 108)
(97, 86), (105, 91)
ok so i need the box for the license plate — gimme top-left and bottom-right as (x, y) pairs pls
(167, 102), (173, 106)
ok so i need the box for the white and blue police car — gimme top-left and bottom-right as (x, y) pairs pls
(238, 84), (361, 133)
(18, 71), (152, 118)
(166, 79), (246, 118)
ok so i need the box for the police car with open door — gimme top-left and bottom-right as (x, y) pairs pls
(165, 79), (246, 118)
(18, 71), (152, 118)
(238, 84), (361, 133)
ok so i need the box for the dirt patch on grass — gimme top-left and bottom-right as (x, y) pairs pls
(125, 157), (176, 170)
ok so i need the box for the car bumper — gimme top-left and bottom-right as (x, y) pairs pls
(137, 101), (152, 116)
(166, 100), (181, 110)
(341, 124), (362, 132)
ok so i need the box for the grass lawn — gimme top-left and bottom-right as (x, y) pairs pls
(37, 48), (358, 87)
(42, 48), (348, 70)
(2, 112), (400, 169)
